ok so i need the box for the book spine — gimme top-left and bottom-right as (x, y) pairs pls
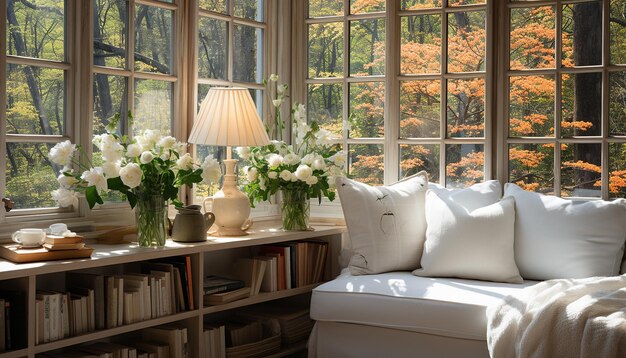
(49, 294), (59, 342)
(185, 256), (194, 311)
(61, 294), (69, 338)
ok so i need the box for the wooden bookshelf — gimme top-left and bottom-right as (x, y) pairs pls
(0, 221), (344, 358)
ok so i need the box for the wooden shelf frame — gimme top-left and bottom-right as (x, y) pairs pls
(0, 222), (344, 358)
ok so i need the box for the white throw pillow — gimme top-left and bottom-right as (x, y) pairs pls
(336, 172), (428, 275)
(428, 180), (502, 211)
(504, 183), (626, 280)
(413, 191), (523, 283)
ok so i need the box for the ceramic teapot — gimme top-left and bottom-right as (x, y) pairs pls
(171, 205), (215, 242)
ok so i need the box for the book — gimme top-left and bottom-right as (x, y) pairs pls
(0, 298), (4, 351)
(104, 276), (118, 328)
(43, 242), (86, 251)
(44, 235), (84, 245)
(232, 259), (267, 296)
(255, 256), (277, 292)
(142, 325), (183, 358)
(258, 246), (286, 290)
(132, 341), (170, 358)
(154, 256), (194, 311)
(66, 272), (105, 330)
(0, 290), (26, 349)
(0, 244), (93, 263)
(203, 276), (244, 295)
(141, 262), (176, 315)
(203, 287), (251, 305)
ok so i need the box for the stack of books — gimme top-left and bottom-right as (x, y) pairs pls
(239, 302), (314, 345)
(43, 235), (86, 251)
(203, 276), (248, 305)
(203, 324), (226, 358)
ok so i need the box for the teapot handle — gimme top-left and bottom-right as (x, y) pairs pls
(202, 197), (213, 214)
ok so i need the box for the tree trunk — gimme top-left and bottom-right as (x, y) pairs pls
(93, 0), (114, 125)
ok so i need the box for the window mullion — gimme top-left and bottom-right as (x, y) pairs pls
(385, 0), (398, 184)
(0, 0), (6, 223)
(441, 6), (448, 186)
(601, 0), (610, 199)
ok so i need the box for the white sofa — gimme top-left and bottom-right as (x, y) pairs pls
(308, 177), (626, 357)
(309, 262), (626, 358)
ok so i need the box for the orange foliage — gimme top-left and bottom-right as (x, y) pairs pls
(351, 0), (385, 13)
(562, 160), (601, 173)
(560, 120), (593, 131)
(447, 123), (484, 136)
(514, 180), (540, 192)
(446, 151), (484, 185)
(608, 170), (626, 194)
(399, 145), (431, 171)
(509, 148), (546, 168)
(351, 153), (384, 185)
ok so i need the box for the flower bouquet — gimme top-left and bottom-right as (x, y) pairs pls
(49, 124), (221, 246)
(241, 94), (345, 230)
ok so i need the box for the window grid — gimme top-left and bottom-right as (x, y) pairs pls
(502, 0), (626, 199)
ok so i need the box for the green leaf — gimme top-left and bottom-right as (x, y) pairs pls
(85, 186), (103, 209)
(107, 176), (129, 192)
(127, 192), (138, 209)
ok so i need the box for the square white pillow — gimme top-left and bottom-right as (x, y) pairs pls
(413, 191), (523, 283)
(504, 183), (626, 280)
(336, 172), (428, 275)
(428, 180), (502, 211)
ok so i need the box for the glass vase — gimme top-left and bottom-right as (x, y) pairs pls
(281, 189), (311, 231)
(135, 192), (168, 247)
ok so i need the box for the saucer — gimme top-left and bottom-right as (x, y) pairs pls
(18, 244), (43, 249)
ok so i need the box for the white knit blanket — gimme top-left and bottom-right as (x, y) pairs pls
(486, 275), (626, 358)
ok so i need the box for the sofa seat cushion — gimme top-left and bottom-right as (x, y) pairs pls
(311, 270), (537, 340)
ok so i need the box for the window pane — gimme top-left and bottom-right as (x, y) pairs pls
(609, 71), (626, 136)
(447, 78), (485, 138)
(198, 17), (228, 80)
(447, 11), (485, 73)
(351, 0), (384, 14)
(308, 22), (343, 78)
(198, 84), (212, 110)
(6, 0), (64, 61)
(350, 19), (385, 76)
(610, 0), (626, 65)
(134, 79), (172, 135)
(561, 143), (601, 197)
(400, 15), (441, 75)
(309, 0), (343, 17)
(609, 143), (626, 198)
(93, 0), (127, 69)
(6, 65), (65, 135)
(308, 83), (343, 135)
(445, 144), (484, 188)
(6, 142), (57, 209)
(349, 144), (384, 185)
(134, 5), (172, 74)
(400, 80), (440, 138)
(509, 75), (555, 137)
(200, 0), (228, 13)
(400, 144), (439, 183)
(509, 143), (554, 194)
(234, 0), (264, 22)
(349, 82), (384, 138)
(233, 25), (263, 83)
(93, 74), (127, 136)
(449, 0), (485, 5)
(561, 2), (601, 67)
(510, 6), (555, 70)
(401, 0), (441, 10)
(561, 72), (601, 137)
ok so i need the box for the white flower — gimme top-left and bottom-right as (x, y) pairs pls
(269, 74), (279, 81)
(81, 167), (108, 192)
(158, 136), (177, 149)
(236, 147), (252, 160)
(283, 153), (301, 166)
(49, 140), (77, 167)
(301, 154), (315, 166)
(290, 172), (298, 182)
(160, 152), (170, 161)
(272, 99), (283, 108)
(312, 158), (326, 171)
(295, 165), (313, 181)
(57, 173), (78, 188)
(136, 130), (160, 151)
(173, 141), (187, 154)
(95, 134), (124, 162)
(259, 176), (267, 190)
(268, 171), (278, 179)
(306, 176), (319, 186)
(331, 151), (346, 167)
(176, 153), (193, 170)
(52, 188), (79, 207)
(267, 154), (284, 169)
(140, 151), (154, 164)
(119, 163), (142, 189)
(279, 170), (292, 181)
(246, 167), (259, 182)
(277, 84), (287, 95)
(126, 143), (142, 158)
(293, 103), (306, 122)
(102, 161), (121, 178)
(201, 155), (222, 184)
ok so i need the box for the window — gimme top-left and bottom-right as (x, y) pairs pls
(1, 0), (70, 215)
(305, 0), (489, 187)
(503, 1), (626, 199)
(195, 0), (267, 199)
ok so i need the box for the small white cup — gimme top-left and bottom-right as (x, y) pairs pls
(48, 223), (68, 235)
(12, 228), (46, 247)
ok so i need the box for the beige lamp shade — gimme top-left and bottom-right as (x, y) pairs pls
(189, 87), (270, 147)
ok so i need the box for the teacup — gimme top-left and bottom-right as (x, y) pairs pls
(12, 228), (46, 247)
(48, 223), (68, 236)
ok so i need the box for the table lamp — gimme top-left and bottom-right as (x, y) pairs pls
(188, 87), (270, 236)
